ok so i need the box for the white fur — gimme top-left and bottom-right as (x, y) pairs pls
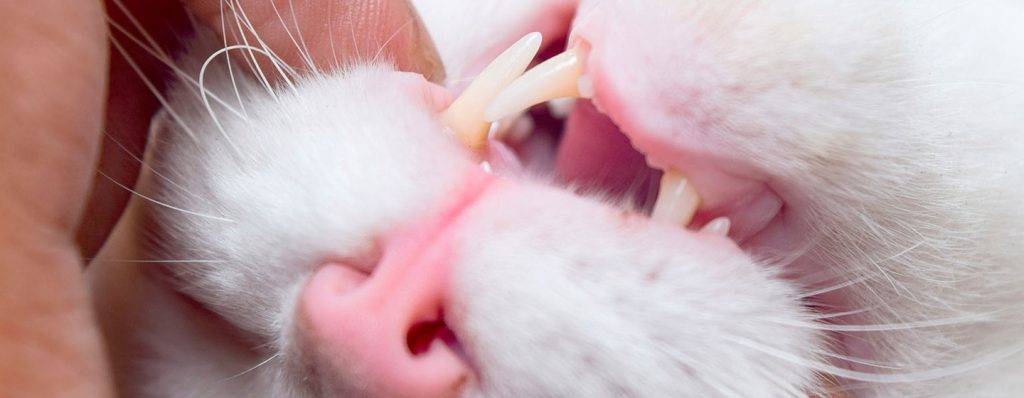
(91, 1), (1024, 397)
(570, 1), (1024, 396)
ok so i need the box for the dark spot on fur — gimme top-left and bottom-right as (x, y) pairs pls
(644, 267), (663, 282)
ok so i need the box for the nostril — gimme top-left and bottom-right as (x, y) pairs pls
(407, 319), (446, 356)
(302, 212), (475, 397)
(406, 314), (461, 358)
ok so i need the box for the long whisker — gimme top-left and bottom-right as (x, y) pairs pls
(371, 18), (413, 65)
(798, 275), (871, 299)
(727, 335), (1024, 384)
(103, 130), (204, 201)
(97, 170), (234, 223)
(263, 0), (316, 74)
(200, 45), (286, 156)
(88, 259), (227, 264)
(218, 353), (281, 383)
(767, 311), (998, 332)
(109, 0), (172, 61)
(108, 35), (200, 143)
(220, 0), (249, 118)
(326, 1), (340, 71)
(288, 0), (317, 74)
(107, 17), (246, 119)
(228, 0), (280, 98)
(807, 306), (878, 321)
(811, 350), (903, 370)
(226, 0), (300, 95)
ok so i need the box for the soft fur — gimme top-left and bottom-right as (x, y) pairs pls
(91, 1), (1024, 397)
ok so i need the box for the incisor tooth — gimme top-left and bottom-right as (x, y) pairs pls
(443, 32), (542, 149)
(700, 217), (731, 236)
(485, 47), (586, 122)
(652, 170), (701, 226)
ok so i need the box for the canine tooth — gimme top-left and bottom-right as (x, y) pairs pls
(700, 217), (731, 236)
(652, 170), (701, 225)
(485, 47), (585, 122)
(443, 32), (542, 149)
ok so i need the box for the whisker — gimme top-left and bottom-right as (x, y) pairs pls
(327, 1), (340, 71)
(371, 18), (413, 65)
(728, 335), (1024, 384)
(265, 0), (317, 74)
(109, 0), (172, 60)
(767, 311), (997, 332)
(200, 45), (291, 156)
(107, 17), (246, 119)
(97, 170), (235, 223)
(798, 275), (871, 299)
(807, 306), (877, 321)
(108, 35), (200, 143)
(87, 259), (227, 264)
(226, 0), (300, 95)
(104, 129), (204, 201)
(220, 0), (249, 118)
(228, 0), (280, 98)
(287, 0), (319, 73)
(812, 350), (903, 370)
(219, 353), (281, 383)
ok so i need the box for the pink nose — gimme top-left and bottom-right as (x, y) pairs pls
(301, 211), (472, 397)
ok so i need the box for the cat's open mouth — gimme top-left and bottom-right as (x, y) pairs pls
(438, 32), (861, 382)
(445, 33), (791, 251)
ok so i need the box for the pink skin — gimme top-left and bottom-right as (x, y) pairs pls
(302, 170), (493, 397)
(556, 99), (658, 204)
(565, 11), (788, 245)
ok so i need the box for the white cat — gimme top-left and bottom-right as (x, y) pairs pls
(89, 1), (1024, 396)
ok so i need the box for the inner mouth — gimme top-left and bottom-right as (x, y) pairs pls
(512, 99), (662, 211)
(493, 93), (785, 248)
(445, 32), (788, 247)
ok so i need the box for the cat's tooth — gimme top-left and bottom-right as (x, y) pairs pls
(547, 98), (576, 119)
(490, 114), (535, 144)
(443, 32), (542, 149)
(485, 47), (587, 122)
(652, 170), (702, 226)
(700, 217), (731, 236)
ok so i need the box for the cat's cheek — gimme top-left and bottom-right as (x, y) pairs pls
(444, 182), (822, 396)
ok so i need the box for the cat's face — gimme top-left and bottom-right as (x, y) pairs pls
(124, 0), (1024, 396)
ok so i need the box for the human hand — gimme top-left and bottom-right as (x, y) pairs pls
(0, 0), (440, 395)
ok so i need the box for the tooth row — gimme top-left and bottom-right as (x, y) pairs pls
(443, 36), (727, 235)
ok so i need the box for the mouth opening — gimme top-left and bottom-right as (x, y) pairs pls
(497, 94), (786, 248)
